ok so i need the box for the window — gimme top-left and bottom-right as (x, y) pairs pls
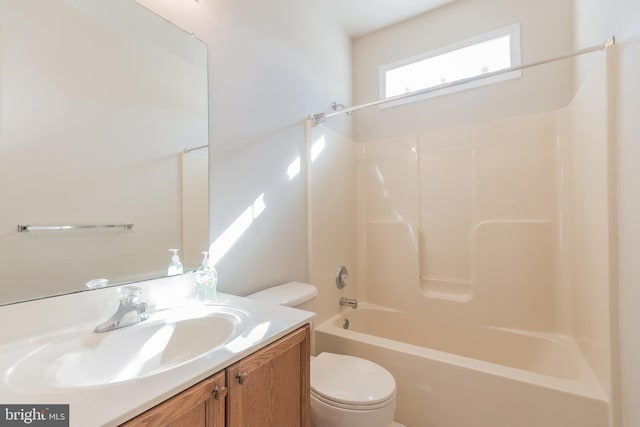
(380, 24), (521, 107)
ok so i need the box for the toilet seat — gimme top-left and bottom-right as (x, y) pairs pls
(311, 389), (395, 410)
(311, 352), (396, 409)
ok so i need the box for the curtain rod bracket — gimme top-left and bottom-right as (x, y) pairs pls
(604, 36), (616, 48)
(331, 102), (346, 111)
(309, 102), (351, 126)
(310, 113), (326, 126)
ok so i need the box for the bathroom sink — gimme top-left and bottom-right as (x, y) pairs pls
(4, 304), (249, 390)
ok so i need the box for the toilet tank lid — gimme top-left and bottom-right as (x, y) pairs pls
(311, 352), (396, 406)
(247, 282), (317, 307)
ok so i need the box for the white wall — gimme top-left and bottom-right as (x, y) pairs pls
(135, 0), (353, 296)
(573, 1), (640, 426)
(307, 125), (358, 326)
(351, 0), (574, 142)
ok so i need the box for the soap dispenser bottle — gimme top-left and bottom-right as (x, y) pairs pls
(195, 251), (218, 302)
(167, 249), (183, 276)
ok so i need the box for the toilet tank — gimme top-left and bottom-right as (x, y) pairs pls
(247, 282), (318, 308)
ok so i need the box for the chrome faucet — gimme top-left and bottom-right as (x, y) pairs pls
(94, 286), (149, 333)
(339, 297), (358, 309)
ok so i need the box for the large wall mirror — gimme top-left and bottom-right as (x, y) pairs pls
(0, 0), (209, 305)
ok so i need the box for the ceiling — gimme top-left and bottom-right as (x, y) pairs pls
(323, 0), (456, 38)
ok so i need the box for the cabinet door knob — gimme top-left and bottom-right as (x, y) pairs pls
(236, 372), (248, 385)
(212, 385), (227, 400)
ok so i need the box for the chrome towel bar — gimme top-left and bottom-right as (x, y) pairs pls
(17, 223), (134, 232)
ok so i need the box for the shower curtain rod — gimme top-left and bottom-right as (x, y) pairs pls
(310, 36), (615, 125)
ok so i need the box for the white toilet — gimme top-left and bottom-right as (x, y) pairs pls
(247, 282), (397, 427)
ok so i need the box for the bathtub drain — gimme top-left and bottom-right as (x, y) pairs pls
(342, 318), (350, 329)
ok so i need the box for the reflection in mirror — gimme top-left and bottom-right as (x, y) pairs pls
(0, 0), (209, 305)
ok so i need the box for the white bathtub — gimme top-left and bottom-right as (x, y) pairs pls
(314, 304), (610, 427)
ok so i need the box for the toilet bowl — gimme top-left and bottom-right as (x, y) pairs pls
(310, 352), (396, 427)
(247, 282), (397, 427)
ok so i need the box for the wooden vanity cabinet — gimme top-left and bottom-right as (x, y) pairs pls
(121, 325), (310, 427)
(227, 325), (310, 427)
(121, 371), (226, 427)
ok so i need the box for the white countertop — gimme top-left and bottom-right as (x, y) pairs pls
(0, 275), (314, 426)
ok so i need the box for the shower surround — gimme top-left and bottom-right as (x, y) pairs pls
(312, 59), (614, 426)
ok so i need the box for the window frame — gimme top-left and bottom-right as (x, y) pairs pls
(379, 23), (522, 108)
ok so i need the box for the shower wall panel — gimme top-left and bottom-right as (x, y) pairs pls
(361, 111), (561, 332)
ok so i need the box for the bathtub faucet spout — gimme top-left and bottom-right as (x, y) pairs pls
(340, 297), (358, 309)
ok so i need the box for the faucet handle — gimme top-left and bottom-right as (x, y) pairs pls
(119, 286), (142, 305)
(137, 302), (150, 320)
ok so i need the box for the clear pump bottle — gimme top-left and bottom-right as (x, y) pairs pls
(167, 249), (183, 276)
(195, 251), (217, 302)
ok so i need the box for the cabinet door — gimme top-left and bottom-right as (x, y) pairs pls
(121, 370), (226, 427)
(227, 325), (310, 427)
